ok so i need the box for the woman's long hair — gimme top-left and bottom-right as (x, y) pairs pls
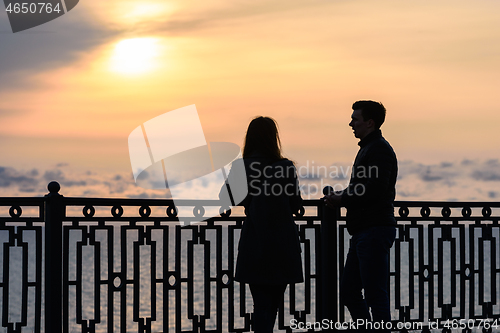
(242, 116), (283, 160)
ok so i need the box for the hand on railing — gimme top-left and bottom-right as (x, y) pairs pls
(323, 186), (342, 209)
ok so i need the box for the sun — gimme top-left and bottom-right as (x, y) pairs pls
(110, 38), (159, 75)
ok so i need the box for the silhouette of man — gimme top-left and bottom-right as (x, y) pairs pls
(325, 100), (397, 331)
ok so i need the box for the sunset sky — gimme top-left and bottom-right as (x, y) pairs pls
(1, 0), (499, 200)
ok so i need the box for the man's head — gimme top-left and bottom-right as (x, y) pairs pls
(349, 100), (386, 139)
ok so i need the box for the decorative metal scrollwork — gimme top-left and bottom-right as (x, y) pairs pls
(193, 205), (205, 218)
(9, 205), (22, 218)
(111, 205), (123, 218)
(420, 206), (430, 218)
(166, 205), (178, 218)
(399, 206), (409, 218)
(482, 206), (492, 217)
(295, 206), (305, 218)
(139, 205), (151, 218)
(219, 206), (231, 218)
(83, 205), (95, 218)
(441, 206), (451, 218)
(2, 188), (500, 333)
(461, 206), (472, 218)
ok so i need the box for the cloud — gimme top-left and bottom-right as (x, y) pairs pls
(139, 0), (331, 35)
(296, 162), (352, 181)
(0, 158), (499, 201)
(0, 166), (39, 188)
(0, 165), (173, 199)
(395, 159), (500, 201)
(420, 168), (445, 182)
(397, 161), (457, 184)
(43, 169), (64, 181)
(0, 5), (114, 90)
(0, 0), (326, 90)
(471, 170), (500, 182)
(290, 159), (500, 201)
(470, 159), (500, 181)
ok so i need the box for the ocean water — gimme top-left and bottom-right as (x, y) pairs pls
(1, 222), (499, 332)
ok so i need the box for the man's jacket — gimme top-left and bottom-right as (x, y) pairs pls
(341, 129), (398, 235)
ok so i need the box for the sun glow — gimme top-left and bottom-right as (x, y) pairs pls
(89, 1), (174, 28)
(110, 38), (159, 75)
(123, 3), (171, 21)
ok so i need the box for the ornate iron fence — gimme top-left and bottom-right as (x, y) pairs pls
(0, 182), (499, 332)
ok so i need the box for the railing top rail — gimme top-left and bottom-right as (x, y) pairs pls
(1, 197), (498, 208)
(37, 196), (500, 207)
(0, 197), (45, 205)
(61, 197), (327, 206)
(395, 201), (500, 207)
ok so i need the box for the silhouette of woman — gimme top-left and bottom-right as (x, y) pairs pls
(220, 116), (303, 332)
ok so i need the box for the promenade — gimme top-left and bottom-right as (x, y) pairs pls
(1, 182), (499, 332)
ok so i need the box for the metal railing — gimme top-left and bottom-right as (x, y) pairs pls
(0, 182), (499, 332)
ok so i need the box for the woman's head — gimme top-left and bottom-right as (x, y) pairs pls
(243, 116), (283, 160)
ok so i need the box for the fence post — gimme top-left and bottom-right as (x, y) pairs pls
(45, 181), (64, 333)
(321, 190), (338, 331)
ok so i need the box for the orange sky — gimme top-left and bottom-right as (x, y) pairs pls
(1, 0), (499, 175)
